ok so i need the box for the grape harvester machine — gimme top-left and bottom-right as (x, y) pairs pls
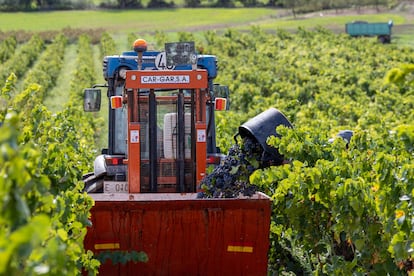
(82, 39), (273, 275)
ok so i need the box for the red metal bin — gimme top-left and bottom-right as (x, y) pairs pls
(84, 192), (271, 275)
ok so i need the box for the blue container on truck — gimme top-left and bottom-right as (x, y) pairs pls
(345, 21), (393, 43)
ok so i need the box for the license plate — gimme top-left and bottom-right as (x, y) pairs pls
(103, 181), (128, 193)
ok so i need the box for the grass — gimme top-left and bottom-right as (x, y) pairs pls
(0, 8), (280, 33)
(45, 43), (78, 112)
(3, 8), (411, 33)
(1, 8), (412, 47)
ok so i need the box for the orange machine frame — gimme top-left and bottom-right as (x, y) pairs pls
(124, 69), (209, 193)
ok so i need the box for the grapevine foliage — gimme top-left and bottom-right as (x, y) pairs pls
(0, 35), (44, 88)
(0, 36), (17, 63)
(197, 26), (414, 274)
(95, 250), (149, 265)
(0, 34), (102, 275)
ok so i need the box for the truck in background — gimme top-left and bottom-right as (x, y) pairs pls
(345, 20), (393, 43)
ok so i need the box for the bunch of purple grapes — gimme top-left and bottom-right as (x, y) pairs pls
(199, 136), (264, 198)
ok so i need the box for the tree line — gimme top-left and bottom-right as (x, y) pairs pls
(0, 0), (399, 10)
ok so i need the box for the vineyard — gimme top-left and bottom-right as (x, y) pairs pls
(1, 26), (414, 275)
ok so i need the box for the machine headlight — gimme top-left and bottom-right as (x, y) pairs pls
(119, 68), (127, 79)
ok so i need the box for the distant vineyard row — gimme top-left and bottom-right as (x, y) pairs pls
(0, 28), (106, 44)
(1, 28), (414, 274)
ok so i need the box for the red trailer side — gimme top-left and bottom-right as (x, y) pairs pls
(84, 192), (271, 275)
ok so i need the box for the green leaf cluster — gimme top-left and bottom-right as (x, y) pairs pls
(99, 32), (118, 60)
(95, 250), (148, 265)
(0, 36), (17, 63)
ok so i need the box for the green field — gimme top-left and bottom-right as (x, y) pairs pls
(0, 8), (413, 38)
(0, 8), (279, 33)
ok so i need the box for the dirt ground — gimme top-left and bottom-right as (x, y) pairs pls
(298, 5), (413, 20)
(286, 1), (413, 22)
(292, 3), (414, 35)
